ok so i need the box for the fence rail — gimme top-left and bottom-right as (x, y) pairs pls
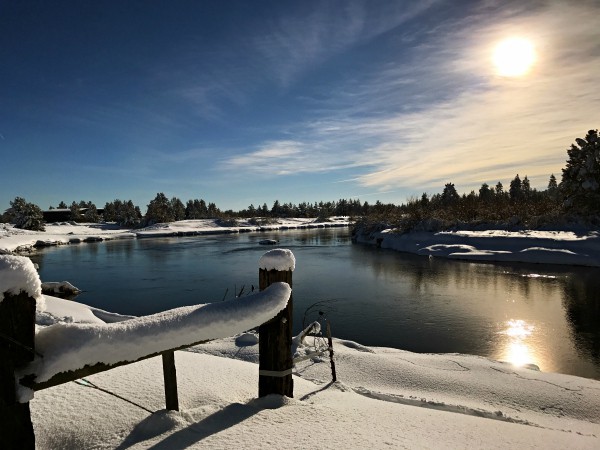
(1, 249), (296, 450)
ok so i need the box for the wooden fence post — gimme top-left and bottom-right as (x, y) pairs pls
(162, 350), (179, 411)
(258, 251), (294, 398)
(0, 291), (36, 450)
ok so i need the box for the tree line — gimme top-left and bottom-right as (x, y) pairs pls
(2, 129), (598, 231)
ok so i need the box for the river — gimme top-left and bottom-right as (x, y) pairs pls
(30, 227), (600, 380)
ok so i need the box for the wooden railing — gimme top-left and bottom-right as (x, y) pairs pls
(0, 249), (295, 450)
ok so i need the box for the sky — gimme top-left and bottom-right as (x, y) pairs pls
(1, 0), (599, 213)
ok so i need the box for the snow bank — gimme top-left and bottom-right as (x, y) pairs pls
(0, 219), (349, 253)
(354, 228), (600, 267)
(21, 282), (291, 383)
(0, 255), (44, 309)
(258, 248), (296, 271)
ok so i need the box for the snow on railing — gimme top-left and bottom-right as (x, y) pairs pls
(0, 251), (296, 447)
(20, 282), (291, 387)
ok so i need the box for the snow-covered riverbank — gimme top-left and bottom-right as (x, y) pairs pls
(3, 218), (600, 269)
(0, 218), (350, 254)
(353, 227), (600, 267)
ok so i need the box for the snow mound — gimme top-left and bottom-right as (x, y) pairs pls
(258, 248), (296, 271)
(0, 255), (44, 310)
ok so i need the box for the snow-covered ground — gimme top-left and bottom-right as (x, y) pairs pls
(354, 227), (600, 267)
(0, 218), (350, 254)
(27, 295), (600, 449)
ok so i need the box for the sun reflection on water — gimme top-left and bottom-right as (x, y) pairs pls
(498, 319), (539, 368)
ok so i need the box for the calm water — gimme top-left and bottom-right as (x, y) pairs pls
(30, 228), (600, 380)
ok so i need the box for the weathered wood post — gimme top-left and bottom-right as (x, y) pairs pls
(162, 350), (179, 411)
(0, 291), (37, 450)
(258, 249), (294, 398)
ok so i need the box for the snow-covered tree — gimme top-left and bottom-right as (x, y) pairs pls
(83, 202), (100, 222)
(561, 129), (600, 214)
(6, 197), (45, 231)
(69, 201), (81, 222)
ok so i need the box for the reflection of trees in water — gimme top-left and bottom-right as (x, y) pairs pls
(351, 247), (563, 303)
(103, 239), (135, 258)
(563, 270), (600, 362)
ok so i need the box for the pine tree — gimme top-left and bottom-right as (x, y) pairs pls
(522, 176), (531, 198)
(479, 183), (493, 203)
(6, 197), (45, 231)
(495, 182), (504, 196)
(547, 174), (559, 201)
(146, 193), (174, 224)
(509, 174), (522, 200)
(83, 203), (100, 222)
(561, 129), (600, 214)
(441, 183), (459, 205)
(170, 197), (186, 221)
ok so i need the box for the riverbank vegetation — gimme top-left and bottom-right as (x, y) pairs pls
(2, 130), (598, 232)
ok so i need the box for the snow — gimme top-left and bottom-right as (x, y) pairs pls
(355, 228), (600, 267)
(258, 248), (296, 272)
(20, 282), (291, 384)
(40, 281), (81, 296)
(0, 254), (44, 309)
(27, 298), (600, 449)
(0, 218), (349, 253)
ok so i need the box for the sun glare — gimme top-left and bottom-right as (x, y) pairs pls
(493, 37), (535, 77)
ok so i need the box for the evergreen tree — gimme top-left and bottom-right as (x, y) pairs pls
(495, 182), (504, 196)
(561, 129), (600, 214)
(547, 174), (559, 201)
(509, 174), (522, 200)
(117, 200), (141, 227)
(58, 201), (68, 209)
(479, 183), (493, 203)
(170, 197), (186, 221)
(441, 183), (459, 204)
(6, 197), (45, 231)
(83, 203), (100, 222)
(69, 201), (81, 222)
(522, 176), (531, 198)
(145, 193), (174, 224)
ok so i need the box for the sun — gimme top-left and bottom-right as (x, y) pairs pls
(492, 37), (535, 77)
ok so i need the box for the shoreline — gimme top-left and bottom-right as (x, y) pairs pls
(352, 226), (600, 267)
(0, 218), (351, 255)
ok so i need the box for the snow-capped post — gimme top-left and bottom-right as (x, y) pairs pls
(258, 249), (295, 398)
(0, 257), (41, 450)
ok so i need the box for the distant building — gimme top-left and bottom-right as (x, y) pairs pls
(43, 208), (104, 223)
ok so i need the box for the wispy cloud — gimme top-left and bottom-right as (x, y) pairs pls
(252, 0), (442, 87)
(223, 140), (369, 176)
(222, 1), (600, 195)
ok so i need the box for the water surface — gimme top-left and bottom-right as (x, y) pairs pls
(30, 228), (600, 380)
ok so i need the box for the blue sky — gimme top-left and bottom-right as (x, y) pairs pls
(1, 0), (599, 213)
